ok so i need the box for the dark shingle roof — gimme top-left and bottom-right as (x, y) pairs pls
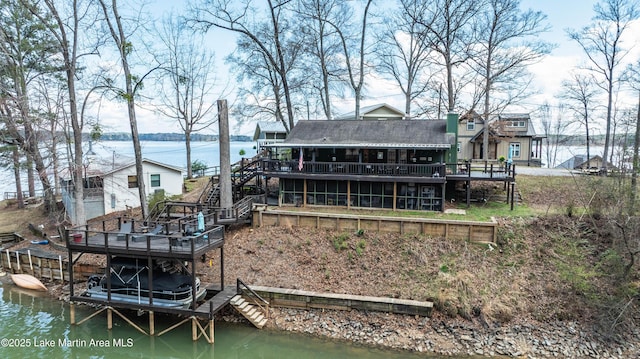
(272, 120), (453, 149)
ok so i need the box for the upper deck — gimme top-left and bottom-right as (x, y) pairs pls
(66, 217), (224, 260)
(260, 159), (515, 182)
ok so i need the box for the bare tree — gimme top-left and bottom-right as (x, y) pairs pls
(156, 15), (219, 179)
(374, 0), (434, 117)
(329, 0), (373, 120)
(626, 62), (640, 213)
(472, 0), (551, 160)
(561, 72), (601, 169)
(98, 0), (150, 219)
(32, 74), (67, 196)
(223, 20), (303, 129)
(295, 0), (349, 119)
(567, 0), (639, 173)
(539, 102), (573, 168)
(189, 0), (298, 132)
(407, 0), (481, 114)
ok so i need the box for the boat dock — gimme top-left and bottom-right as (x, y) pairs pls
(65, 216), (237, 344)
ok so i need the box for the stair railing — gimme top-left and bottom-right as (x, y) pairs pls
(237, 278), (270, 319)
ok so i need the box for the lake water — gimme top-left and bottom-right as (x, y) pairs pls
(1, 141), (258, 197)
(0, 282), (454, 359)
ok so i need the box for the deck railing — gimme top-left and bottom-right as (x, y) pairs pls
(261, 159), (447, 178)
(237, 278), (270, 319)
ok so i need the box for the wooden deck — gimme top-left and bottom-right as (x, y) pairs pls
(67, 226), (224, 259)
(195, 286), (237, 316)
(70, 286), (238, 319)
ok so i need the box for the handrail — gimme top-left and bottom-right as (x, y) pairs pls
(237, 278), (270, 319)
(261, 159), (446, 178)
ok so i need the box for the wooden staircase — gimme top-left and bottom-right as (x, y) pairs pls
(231, 295), (268, 329)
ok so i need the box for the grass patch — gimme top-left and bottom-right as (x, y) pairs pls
(356, 239), (366, 256)
(332, 233), (349, 251)
(183, 176), (209, 193)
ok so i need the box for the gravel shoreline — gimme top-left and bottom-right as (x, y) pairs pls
(220, 306), (639, 358)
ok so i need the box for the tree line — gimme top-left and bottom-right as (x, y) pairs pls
(1, 0), (639, 226)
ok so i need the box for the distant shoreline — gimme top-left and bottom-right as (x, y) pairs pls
(98, 133), (252, 142)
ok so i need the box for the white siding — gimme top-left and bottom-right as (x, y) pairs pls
(102, 161), (183, 215)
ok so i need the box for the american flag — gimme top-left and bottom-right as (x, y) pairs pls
(298, 148), (304, 171)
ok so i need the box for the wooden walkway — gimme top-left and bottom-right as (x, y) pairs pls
(195, 286), (237, 317)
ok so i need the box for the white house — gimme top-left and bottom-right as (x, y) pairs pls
(61, 158), (184, 222)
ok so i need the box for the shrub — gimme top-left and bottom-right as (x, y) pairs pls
(191, 160), (207, 177)
(332, 233), (349, 251)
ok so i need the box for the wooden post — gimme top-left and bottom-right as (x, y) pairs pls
(347, 180), (351, 209)
(303, 179), (307, 207)
(510, 182), (515, 211)
(192, 318), (197, 341)
(58, 255), (63, 282)
(220, 247), (224, 290)
(149, 311), (155, 335)
(107, 308), (113, 330)
(218, 99), (233, 211)
(70, 303), (76, 325)
(208, 319), (214, 344)
(68, 237), (74, 297)
(392, 182), (397, 211)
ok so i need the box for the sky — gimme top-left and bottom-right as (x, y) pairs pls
(92, 0), (640, 136)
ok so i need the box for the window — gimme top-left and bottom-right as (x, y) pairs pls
(509, 143), (521, 158)
(150, 174), (161, 187)
(466, 119), (475, 131)
(457, 142), (461, 153)
(127, 175), (138, 188)
(506, 120), (526, 128)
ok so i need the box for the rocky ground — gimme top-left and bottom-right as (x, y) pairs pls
(207, 221), (640, 359)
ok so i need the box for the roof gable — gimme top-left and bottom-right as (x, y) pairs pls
(253, 121), (288, 140)
(334, 103), (406, 120)
(103, 158), (184, 177)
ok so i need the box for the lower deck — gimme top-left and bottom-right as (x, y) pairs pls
(70, 286), (237, 320)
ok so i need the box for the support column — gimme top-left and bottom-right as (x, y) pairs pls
(506, 180), (510, 203)
(466, 180), (471, 208)
(107, 308), (113, 330)
(208, 319), (214, 344)
(347, 180), (351, 209)
(220, 247), (224, 290)
(70, 303), (76, 325)
(149, 311), (155, 336)
(303, 179), (307, 207)
(510, 182), (515, 211)
(218, 99), (233, 211)
(192, 318), (198, 341)
(392, 182), (397, 211)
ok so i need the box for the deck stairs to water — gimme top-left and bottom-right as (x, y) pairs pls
(230, 295), (268, 329)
